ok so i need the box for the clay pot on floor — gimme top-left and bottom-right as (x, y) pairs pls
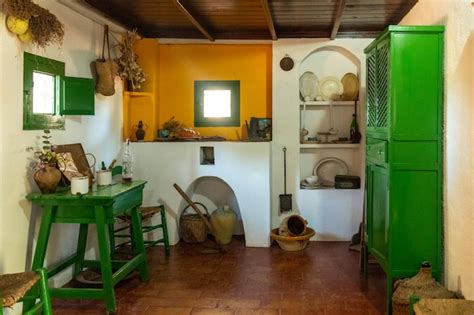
(34, 165), (62, 194)
(210, 205), (237, 245)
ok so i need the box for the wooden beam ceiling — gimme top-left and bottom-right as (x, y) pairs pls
(260, 0), (277, 40)
(82, 0), (419, 40)
(330, 0), (347, 40)
(172, 0), (214, 41)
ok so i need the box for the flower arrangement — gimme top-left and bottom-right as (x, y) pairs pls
(116, 30), (146, 91)
(28, 130), (62, 170)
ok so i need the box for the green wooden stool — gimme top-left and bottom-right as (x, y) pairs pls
(112, 205), (170, 256)
(0, 268), (52, 315)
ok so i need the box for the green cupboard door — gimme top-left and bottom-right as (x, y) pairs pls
(370, 165), (389, 268)
(61, 77), (95, 115)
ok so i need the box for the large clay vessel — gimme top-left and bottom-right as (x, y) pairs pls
(34, 165), (62, 194)
(210, 205), (237, 245)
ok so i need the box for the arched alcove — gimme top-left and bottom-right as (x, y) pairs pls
(178, 176), (244, 237)
(300, 45), (361, 77)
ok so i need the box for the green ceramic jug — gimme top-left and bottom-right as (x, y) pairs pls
(210, 205), (237, 245)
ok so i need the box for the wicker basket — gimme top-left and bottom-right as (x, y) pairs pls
(392, 263), (457, 315)
(179, 202), (209, 243)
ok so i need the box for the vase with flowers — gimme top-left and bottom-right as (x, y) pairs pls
(29, 130), (63, 193)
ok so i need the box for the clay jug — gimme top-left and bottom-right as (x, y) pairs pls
(34, 165), (62, 194)
(210, 205), (237, 245)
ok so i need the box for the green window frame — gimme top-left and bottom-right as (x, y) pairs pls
(194, 80), (240, 127)
(23, 52), (65, 130)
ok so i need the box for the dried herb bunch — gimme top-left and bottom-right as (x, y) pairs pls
(4, 0), (64, 48)
(116, 30), (146, 91)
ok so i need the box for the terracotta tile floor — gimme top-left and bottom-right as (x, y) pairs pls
(53, 239), (386, 314)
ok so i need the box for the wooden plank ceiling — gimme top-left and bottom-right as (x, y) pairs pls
(83, 0), (417, 40)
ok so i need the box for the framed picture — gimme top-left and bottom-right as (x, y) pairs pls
(52, 143), (93, 183)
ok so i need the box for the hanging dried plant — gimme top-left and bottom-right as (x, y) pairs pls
(116, 30), (146, 91)
(4, 0), (64, 48)
(28, 6), (64, 48)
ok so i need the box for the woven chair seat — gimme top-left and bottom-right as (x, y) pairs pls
(0, 271), (40, 307)
(117, 206), (162, 223)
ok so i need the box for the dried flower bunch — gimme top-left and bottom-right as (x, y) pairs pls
(116, 30), (146, 91)
(162, 117), (184, 135)
(4, 0), (64, 48)
(27, 130), (63, 170)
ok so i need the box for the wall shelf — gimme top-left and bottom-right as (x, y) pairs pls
(300, 143), (360, 149)
(300, 100), (358, 107)
(124, 91), (153, 97)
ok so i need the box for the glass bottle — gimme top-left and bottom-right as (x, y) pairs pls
(350, 114), (361, 143)
(122, 139), (133, 183)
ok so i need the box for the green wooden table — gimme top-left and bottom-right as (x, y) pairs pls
(26, 181), (150, 313)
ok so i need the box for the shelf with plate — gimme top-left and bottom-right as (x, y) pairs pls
(300, 100), (358, 107)
(300, 142), (360, 149)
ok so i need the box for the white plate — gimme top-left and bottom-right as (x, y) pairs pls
(313, 157), (348, 185)
(318, 76), (343, 101)
(299, 71), (318, 101)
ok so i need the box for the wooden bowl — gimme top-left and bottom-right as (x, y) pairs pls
(271, 227), (316, 251)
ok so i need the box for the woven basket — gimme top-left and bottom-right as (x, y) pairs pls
(392, 263), (457, 315)
(179, 202), (209, 243)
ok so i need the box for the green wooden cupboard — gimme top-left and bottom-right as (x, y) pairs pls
(363, 25), (444, 314)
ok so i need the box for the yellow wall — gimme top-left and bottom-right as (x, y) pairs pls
(158, 44), (272, 140)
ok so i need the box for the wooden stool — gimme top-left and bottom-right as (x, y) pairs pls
(112, 205), (170, 256)
(0, 268), (52, 315)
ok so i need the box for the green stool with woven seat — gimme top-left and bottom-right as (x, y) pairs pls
(110, 166), (170, 256)
(0, 268), (52, 315)
(113, 205), (170, 256)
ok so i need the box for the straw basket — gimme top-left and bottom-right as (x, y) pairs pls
(179, 202), (209, 243)
(392, 263), (456, 315)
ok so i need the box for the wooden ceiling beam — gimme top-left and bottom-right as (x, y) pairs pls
(330, 0), (347, 40)
(172, 0), (214, 41)
(260, 0), (277, 40)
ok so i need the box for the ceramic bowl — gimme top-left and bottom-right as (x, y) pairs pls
(305, 175), (318, 185)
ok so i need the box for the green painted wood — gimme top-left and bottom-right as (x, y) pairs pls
(61, 77), (95, 115)
(364, 25), (444, 315)
(26, 181), (149, 313)
(23, 52), (65, 130)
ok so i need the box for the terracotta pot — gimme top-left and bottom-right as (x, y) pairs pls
(34, 165), (62, 194)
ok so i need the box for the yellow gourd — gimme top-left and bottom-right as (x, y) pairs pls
(18, 31), (33, 43)
(6, 15), (29, 35)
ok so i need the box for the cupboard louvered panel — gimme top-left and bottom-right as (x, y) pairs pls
(367, 52), (377, 127)
(376, 41), (390, 128)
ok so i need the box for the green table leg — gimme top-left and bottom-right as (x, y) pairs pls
(74, 224), (88, 276)
(130, 206), (150, 282)
(94, 206), (116, 313)
(24, 205), (55, 312)
(37, 268), (53, 315)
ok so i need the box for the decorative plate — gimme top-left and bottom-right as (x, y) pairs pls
(318, 76), (343, 101)
(312, 157), (349, 186)
(341, 73), (359, 101)
(299, 71), (319, 101)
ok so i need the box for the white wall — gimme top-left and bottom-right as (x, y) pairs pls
(0, 0), (124, 292)
(272, 39), (372, 240)
(400, 0), (474, 299)
(130, 142), (271, 247)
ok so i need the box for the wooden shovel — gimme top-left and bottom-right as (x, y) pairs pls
(173, 183), (226, 253)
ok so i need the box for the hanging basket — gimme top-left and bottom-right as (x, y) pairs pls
(95, 25), (118, 96)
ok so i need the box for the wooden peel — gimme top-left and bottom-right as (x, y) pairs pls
(173, 183), (226, 253)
